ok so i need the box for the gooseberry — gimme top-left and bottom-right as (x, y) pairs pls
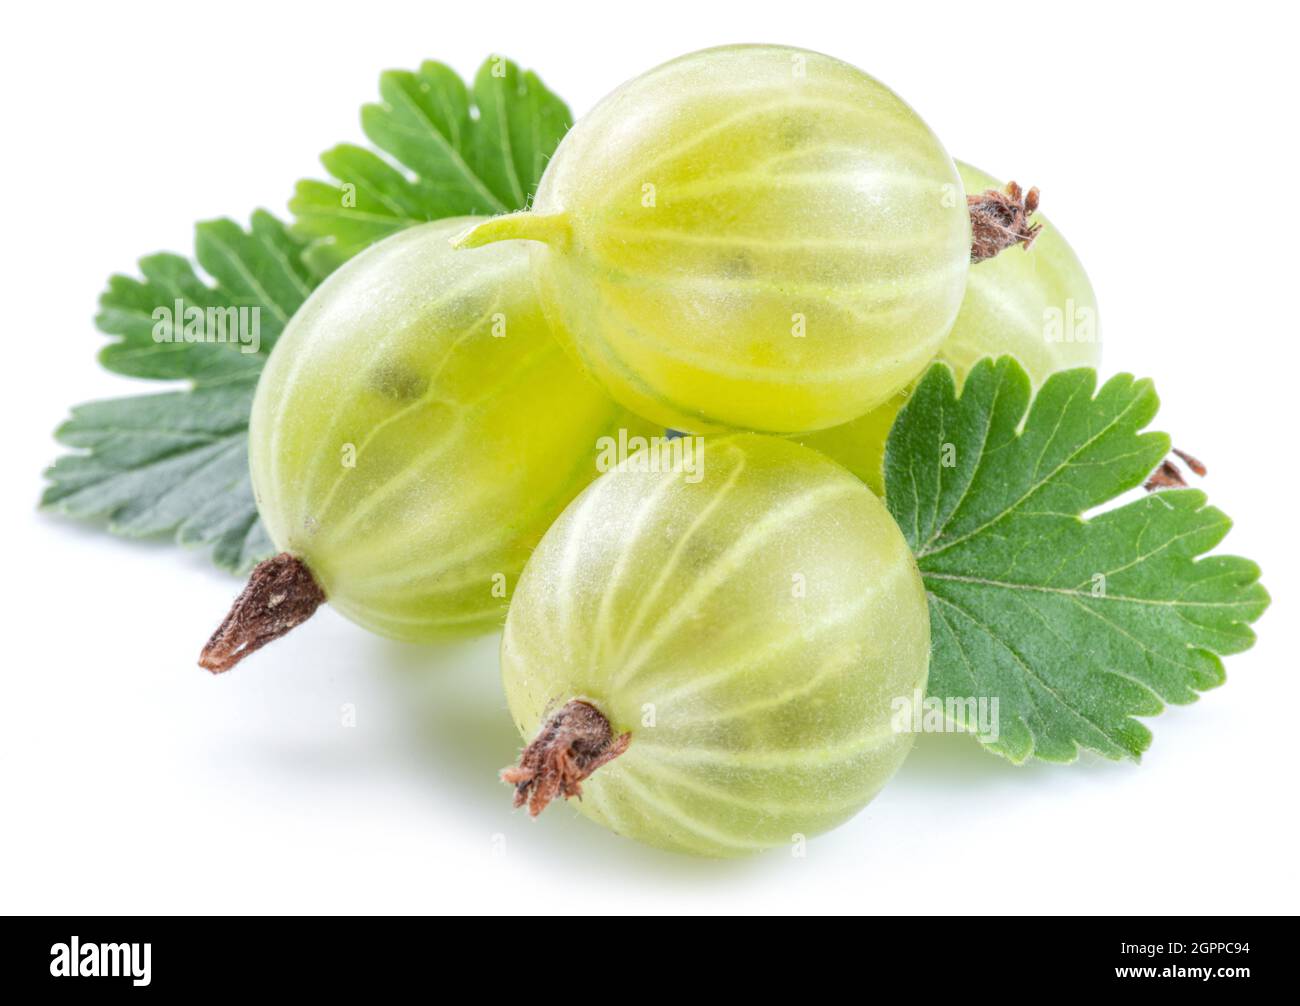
(200, 218), (642, 671)
(499, 433), (930, 856)
(455, 44), (971, 435)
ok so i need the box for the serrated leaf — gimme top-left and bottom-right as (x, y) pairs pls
(885, 357), (1270, 764)
(42, 384), (272, 572)
(290, 56), (571, 269)
(43, 213), (314, 573)
(94, 212), (313, 385)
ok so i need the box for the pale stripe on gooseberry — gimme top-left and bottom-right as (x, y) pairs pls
(611, 479), (867, 689)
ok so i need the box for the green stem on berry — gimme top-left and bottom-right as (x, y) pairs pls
(502, 699), (631, 816)
(453, 186), (1041, 266)
(451, 211), (572, 252)
(968, 181), (1042, 263)
(199, 553), (326, 673)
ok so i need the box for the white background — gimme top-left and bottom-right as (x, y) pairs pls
(2, 0), (1296, 915)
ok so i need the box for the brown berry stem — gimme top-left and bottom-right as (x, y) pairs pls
(502, 699), (631, 816)
(1144, 445), (1208, 493)
(969, 181), (1042, 263)
(1144, 460), (1188, 492)
(1172, 448), (1207, 477)
(198, 553), (326, 673)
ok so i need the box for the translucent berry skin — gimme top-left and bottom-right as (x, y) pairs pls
(501, 434), (930, 856)
(799, 161), (1103, 494)
(249, 218), (639, 641)
(459, 45), (970, 435)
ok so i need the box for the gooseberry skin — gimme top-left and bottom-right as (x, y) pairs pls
(249, 218), (639, 641)
(459, 45), (970, 435)
(500, 434), (930, 857)
(798, 161), (1103, 493)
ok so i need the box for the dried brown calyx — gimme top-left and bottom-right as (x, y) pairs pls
(502, 699), (631, 816)
(1144, 447), (1208, 492)
(969, 181), (1042, 263)
(198, 553), (326, 673)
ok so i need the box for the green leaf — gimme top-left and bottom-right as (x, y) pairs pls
(290, 56), (571, 271)
(42, 385), (272, 572)
(44, 55), (572, 573)
(885, 357), (1270, 764)
(42, 212), (312, 572)
(94, 213), (314, 385)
